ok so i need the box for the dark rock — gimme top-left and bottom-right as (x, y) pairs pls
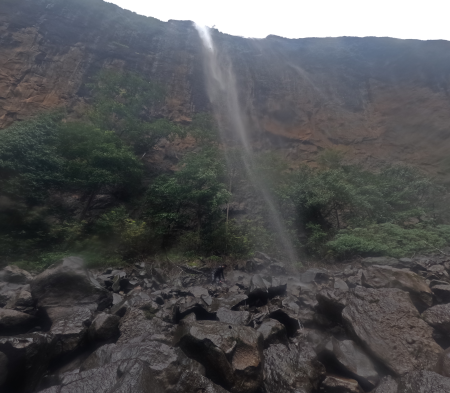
(111, 274), (121, 292)
(422, 304), (450, 335)
(342, 286), (442, 375)
(317, 288), (348, 318)
(361, 265), (433, 311)
(346, 270), (363, 288)
(269, 263), (287, 275)
(31, 256), (112, 311)
(268, 306), (301, 337)
(118, 306), (174, 345)
(0, 265), (33, 284)
(371, 376), (398, 393)
(301, 269), (330, 284)
(0, 333), (54, 393)
(216, 307), (251, 325)
(209, 294), (248, 312)
(256, 318), (287, 348)
(175, 319), (264, 393)
(268, 276), (287, 298)
(320, 375), (363, 393)
(188, 286), (209, 298)
(436, 347), (450, 378)
(174, 297), (216, 323)
(397, 370), (450, 393)
(5, 287), (34, 311)
(88, 312), (120, 341)
(432, 285), (450, 303)
(317, 337), (379, 390)
(0, 308), (37, 335)
(0, 350), (8, 386)
(47, 306), (92, 356)
(247, 274), (270, 304)
(0, 282), (24, 307)
(263, 342), (325, 393)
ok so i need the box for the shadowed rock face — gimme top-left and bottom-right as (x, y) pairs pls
(174, 319), (264, 393)
(342, 286), (442, 376)
(398, 370), (450, 393)
(2, 0), (450, 174)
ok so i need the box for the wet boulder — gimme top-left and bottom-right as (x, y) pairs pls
(397, 370), (450, 393)
(342, 286), (442, 375)
(88, 312), (120, 341)
(371, 376), (398, 393)
(432, 285), (450, 303)
(0, 333), (54, 393)
(361, 265), (433, 311)
(175, 319), (264, 393)
(269, 301), (302, 336)
(256, 318), (287, 348)
(263, 342), (325, 393)
(216, 307), (251, 325)
(47, 306), (92, 356)
(317, 337), (379, 390)
(317, 288), (348, 318)
(0, 308), (37, 335)
(320, 375), (363, 393)
(0, 265), (33, 284)
(31, 256), (112, 311)
(421, 304), (450, 335)
(247, 274), (270, 304)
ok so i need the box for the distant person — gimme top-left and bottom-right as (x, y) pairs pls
(211, 265), (227, 284)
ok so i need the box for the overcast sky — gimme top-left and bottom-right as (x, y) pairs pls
(106, 0), (449, 41)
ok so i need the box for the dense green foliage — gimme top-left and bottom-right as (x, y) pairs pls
(1, 68), (449, 269)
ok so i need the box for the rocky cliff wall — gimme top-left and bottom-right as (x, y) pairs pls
(1, 0), (450, 174)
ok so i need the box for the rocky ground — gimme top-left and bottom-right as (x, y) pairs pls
(1, 252), (450, 392)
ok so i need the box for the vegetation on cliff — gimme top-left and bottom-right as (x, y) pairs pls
(0, 70), (449, 270)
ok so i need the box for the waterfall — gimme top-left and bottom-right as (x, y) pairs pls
(194, 24), (298, 264)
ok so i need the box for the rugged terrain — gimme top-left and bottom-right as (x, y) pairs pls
(2, 253), (450, 392)
(1, 0), (450, 175)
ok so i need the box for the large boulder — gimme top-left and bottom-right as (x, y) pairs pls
(317, 337), (379, 390)
(31, 257), (112, 311)
(0, 308), (37, 335)
(88, 312), (120, 341)
(421, 304), (450, 335)
(361, 265), (433, 311)
(175, 319), (264, 393)
(436, 347), (450, 378)
(263, 342), (325, 393)
(256, 318), (287, 348)
(371, 376), (398, 393)
(0, 265), (33, 284)
(342, 286), (442, 375)
(397, 370), (450, 393)
(432, 285), (450, 303)
(216, 307), (251, 325)
(0, 333), (54, 393)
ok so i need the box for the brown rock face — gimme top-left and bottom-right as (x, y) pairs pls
(2, 0), (450, 172)
(342, 286), (442, 376)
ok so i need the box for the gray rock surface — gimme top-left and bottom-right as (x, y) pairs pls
(421, 304), (450, 335)
(256, 318), (287, 348)
(0, 308), (36, 334)
(370, 376), (398, 393)
(342, 286), (442, 375)
(0, 265), (33, 284)
(436, 347), (450, 378)
(361, 265), (433, 310)
(397, 370), (450, 393)
(175, 319), (264, 393)
(216, 307), (251, 325)
(263, 342), (325, 393)
(361, 257), (398, 267)
(320, 375), (363, 392)
(88, 312), (120, 341)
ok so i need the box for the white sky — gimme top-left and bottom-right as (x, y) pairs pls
(106, 0), (450, 40)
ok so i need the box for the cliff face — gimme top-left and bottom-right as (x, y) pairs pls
(1, 0), (450, 173)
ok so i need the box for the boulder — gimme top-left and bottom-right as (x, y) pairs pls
(342, 286), (442, 375)
(47, 306), (92, 356)
(432, 285), (450, 303)
(370, 376), (398, 393)
(263, 342), (325, 393)
(0, 333), (54, 393)
(5, 287), (34, 311)
(174, 297), (216, 322)
(31, 257), (112, 311)
(0, 308), (37, 335)
(256, 318), (287, 348)
(209, 293), (248, 312)
(268, 276), (287, 297)
(216, 307), (251, 325)
(0, 282), (26, 307)
(361, 265), (433, 311)
(397, 370), (450, 393)
(436, 347), (450, 378)
(317, 288), (348, 318)
(334, 277), (349, 291)
(0, 265), (33, 284)
(175, 319), (264, 393)
(422, 304), (450, 335)
(247, 274), (270, 303)
(88, 312), (120, 341)
(301, 269), (330, 284)
(320, 375), (363, 393)
(317, 337), (379, 390)
(269, 303), (301, 337)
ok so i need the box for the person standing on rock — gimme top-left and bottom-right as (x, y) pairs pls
(211, 265), (227, 284)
